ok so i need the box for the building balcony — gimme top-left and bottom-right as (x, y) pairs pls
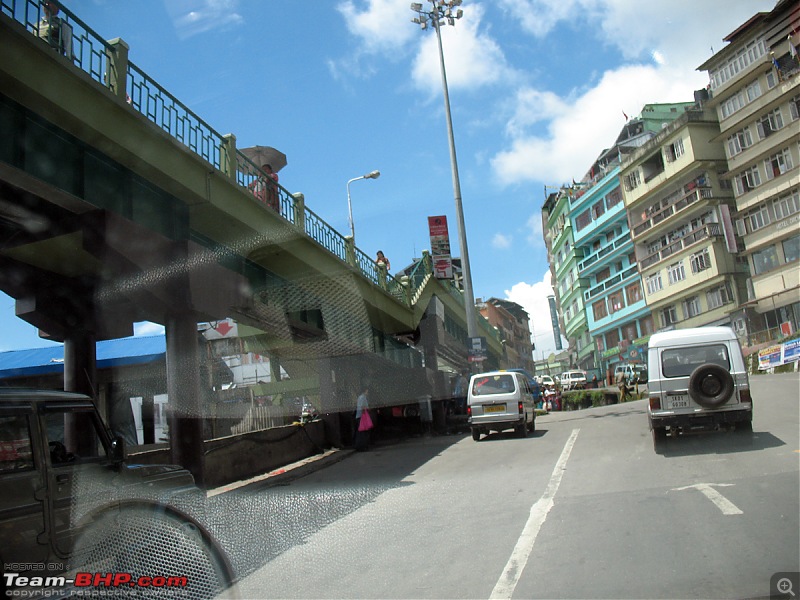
(579, 229), (632, 272)
(639, 223), (723, 270)
(584, 264), (639, 301)
(631, 185), (712, 239)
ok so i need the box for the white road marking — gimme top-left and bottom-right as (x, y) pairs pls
(490, 428), (580, 600)
(672, 483), (743, 515)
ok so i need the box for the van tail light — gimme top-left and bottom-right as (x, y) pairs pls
(739, 389), (752, 404)
(467, 406), (472, 417)
(649, 396), (661, 410)
(518, 401), (524, 414)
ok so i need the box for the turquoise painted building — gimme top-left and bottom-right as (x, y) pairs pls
(568, 104), (695, 378)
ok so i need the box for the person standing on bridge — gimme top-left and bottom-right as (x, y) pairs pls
(375, 250), (390, 271)
(249, 163), (280, 213)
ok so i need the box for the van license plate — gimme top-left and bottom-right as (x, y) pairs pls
(484, 404), (506, 413)
(669, 395), (689, 409)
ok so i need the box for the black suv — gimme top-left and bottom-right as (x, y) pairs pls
(0, 389), (232, 597)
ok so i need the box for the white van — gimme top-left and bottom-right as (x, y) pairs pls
(467, 371), (536, 441)
(560, 370), (587, 390)
(647, 327), (753, 447)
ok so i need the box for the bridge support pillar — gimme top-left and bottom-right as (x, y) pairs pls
(165, 312), (206, 486)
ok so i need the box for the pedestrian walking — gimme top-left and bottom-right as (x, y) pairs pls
(354, 385), (373, 451)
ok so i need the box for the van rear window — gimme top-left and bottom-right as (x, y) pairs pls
(471, 374), (515, 396)
(661, 344), (730, 378)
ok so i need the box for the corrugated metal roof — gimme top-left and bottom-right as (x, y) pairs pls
(0, 335), (166, 379)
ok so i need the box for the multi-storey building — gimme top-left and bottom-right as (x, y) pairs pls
(697, 0), (800, 343)
(542, 190), (594, 372)
(621, 107), (749, 333)
(572, 104), (693, 377)
(477, 298), (535, 373)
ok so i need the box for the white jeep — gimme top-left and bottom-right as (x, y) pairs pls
(646, 327), (753, 448)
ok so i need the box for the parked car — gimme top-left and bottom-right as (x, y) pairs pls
(537, 375), (556, 389)
(614, 363), (648, 385)
(560, 370), (587, 390)
(646, 327), (753, 449)
(0, 389), (232, 595)
(467, 371), (536, 441)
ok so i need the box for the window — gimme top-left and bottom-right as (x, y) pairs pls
(592, 200), (605, 220)
(690, 248), (711, 273)
(624, 170), (641, 191)
(605, 188), (622, 209)
(720, 90), (745, 119)
(596, 267), (610, 282)
(683, 296), (702, 318)
(706, 283), (734, 309)
(575, 209), (591, 232)
(593, 299), (608, 321)
(756, 108), (784, 139)
(748, 204), (771, 231)
(766, 69), (778, 89)
(751, 245), (780, 275)
(667, 261), (686, 285)
(783, 235), (800, 264)
(790, 94), (800, 120)
(745, 80), (762, 102)
(665, 138), (685, 162)
(764, 148), (794, 180)
(726, 126), (753, 157)
(640, 314), (655, 336)
(0, 415), (34, 473)
(608, 291), (624, 313)
(660, 306), (678, 327)
(625, 282), (643, 305)
(734, 165), (762, 196)
(773, 190), (800, 220)
(646, 272), (663, 295)
(709, 37), (766, 90)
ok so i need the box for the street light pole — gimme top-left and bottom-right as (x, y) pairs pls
(410, 0), (478, 340)
(346, 170), (381, 242)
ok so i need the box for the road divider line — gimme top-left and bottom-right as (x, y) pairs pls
(490, 428), (580, 600)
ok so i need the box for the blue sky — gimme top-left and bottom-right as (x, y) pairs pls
(0, 0), (776, 358)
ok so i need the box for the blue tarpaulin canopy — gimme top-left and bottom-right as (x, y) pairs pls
(0, 335), (167, 379)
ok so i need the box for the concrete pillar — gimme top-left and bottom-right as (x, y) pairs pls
(345, 236), (356, 268)
(165, 312), (206, 486)
(141, 394), (155, 445)
(63, 330), (97, 457)
(105, 38), (129, 101)
(221, 133), (237, 179)
(292, 192), (305, 230)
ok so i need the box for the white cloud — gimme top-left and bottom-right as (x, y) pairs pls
(337, 0), (416, 52)
(134, 321), (165, 337)
(525, 211), (544, 247)
(505, 271), (568, 361)
(492, 233), (512, 249)
(488, 0), (771, 187)
(410, 3), (515, 96)
(490, 63), (706, 185)
(166, 0), (243, 40)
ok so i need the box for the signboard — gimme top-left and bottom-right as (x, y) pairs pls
(468, 336), (487, 363)
(201, 318), (239, 340)
(548, 296), (563, 350)
(428, 215), (453, 279)
(757, 339), (800, 370)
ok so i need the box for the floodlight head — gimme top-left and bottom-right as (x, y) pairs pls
(365, 170), (381, 179)
(456, 8), (463, 18)
(420, 20), (427, 29)
(410, 2), (422, 10)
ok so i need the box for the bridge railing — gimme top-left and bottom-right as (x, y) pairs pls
(2, 0), (420, 309)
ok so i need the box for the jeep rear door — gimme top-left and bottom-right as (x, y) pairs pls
(0, 403), (48, 566)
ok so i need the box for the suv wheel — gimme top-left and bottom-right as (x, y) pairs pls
(688, 363), (734, 408)
(472, 428), (481, 441)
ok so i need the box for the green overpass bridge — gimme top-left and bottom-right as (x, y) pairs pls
(0, 1), (504, 481)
